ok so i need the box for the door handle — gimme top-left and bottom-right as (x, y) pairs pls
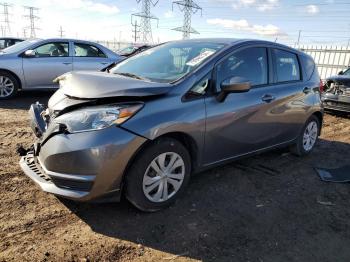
(100, 62), (109, 65)
(303, 87), (311, 94)
(62, 62), (72, 65)
(261, 94), (276, 103)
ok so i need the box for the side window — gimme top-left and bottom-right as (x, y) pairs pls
(216, 47), (268, 88)
(301, 55), (315, 80)
(74, 43), (106, 58)
(34, 42), (69, 57)
(274, 49), (300, 82)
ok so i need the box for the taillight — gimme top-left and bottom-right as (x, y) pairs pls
(319, 79), (324, 93)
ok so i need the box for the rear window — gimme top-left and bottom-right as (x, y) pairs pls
(274, 49), (301, 83)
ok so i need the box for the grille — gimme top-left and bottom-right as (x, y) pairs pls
(24, 152), (52, 182)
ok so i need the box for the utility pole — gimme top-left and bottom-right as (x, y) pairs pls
(297, 30), (301, 46)
(22, 28), (26, 38)
(132, 20), (140, 43)
(58, 25), (64, 38)
(131, 0), (159, 44)
(23, 6), (40, 38)
(172, 0), (202, 39)
(0, 3), (11, 36)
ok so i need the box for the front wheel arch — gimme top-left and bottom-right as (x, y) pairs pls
(0, 69), (22, 90)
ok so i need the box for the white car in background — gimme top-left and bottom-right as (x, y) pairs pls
(0, 38), (122, 99)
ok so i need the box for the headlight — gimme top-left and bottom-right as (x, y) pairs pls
(54, 104), (142, 133)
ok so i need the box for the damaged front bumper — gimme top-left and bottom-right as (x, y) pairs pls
(19, 103), (147, 202)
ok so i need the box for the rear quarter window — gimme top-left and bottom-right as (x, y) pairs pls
(301, 55), (315, 80)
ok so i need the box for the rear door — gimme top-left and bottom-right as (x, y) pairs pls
(267, 48), (310, 141)
(22, 41), (72, 88)
(72, 42), (111, 71)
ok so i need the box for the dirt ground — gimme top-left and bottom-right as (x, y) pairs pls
(1, 91), (350, 262)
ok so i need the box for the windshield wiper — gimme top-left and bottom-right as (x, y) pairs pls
(115, 72), (148, 81)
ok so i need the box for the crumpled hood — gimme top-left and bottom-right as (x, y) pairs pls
(56, 71), (172, 99)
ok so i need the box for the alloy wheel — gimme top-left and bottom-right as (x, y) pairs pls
(303, 120), (318, 151)
(142, 152), (185, 203)
(0, 76), (15, 98)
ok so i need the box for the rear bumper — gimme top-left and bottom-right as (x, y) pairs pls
(20, 104), (147, 202)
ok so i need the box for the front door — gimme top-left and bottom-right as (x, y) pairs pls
(204, 46), (286, 165)
(22, 41), (72, 88)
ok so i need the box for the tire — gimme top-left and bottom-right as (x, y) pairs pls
(290, 115), (320, 156)
(125, 138), (191, 212)
(0, 70), (19, 99)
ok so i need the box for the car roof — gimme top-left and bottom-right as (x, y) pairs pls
(170, 38), (303, 55)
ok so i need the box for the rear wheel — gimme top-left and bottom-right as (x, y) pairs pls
(290, 115), (320, 156)
(0, 71), (19, 99)
(125, 138), (191, 212)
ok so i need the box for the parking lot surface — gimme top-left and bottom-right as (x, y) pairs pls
(1, 92), (350, 261)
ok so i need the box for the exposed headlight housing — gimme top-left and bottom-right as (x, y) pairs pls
(54, 103), (143, 133)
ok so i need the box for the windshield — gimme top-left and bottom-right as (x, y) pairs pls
(1, 39), (40, 54)
(118, 46), (138, 56)
(110, 41), (225, 83)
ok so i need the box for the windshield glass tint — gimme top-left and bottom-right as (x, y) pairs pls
(2, 39), (39, 53)
(110, 42), (225, 83)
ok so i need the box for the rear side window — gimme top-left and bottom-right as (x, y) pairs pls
(74, 43), (106, 58)
(301, 55), (315, 80)
(274, 49), (300, 82)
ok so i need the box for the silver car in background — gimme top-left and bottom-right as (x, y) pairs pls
(0, 38), (121, 99)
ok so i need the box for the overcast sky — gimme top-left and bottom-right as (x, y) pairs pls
(4, 0), (350, 46)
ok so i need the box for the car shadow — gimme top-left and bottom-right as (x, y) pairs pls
(60, 138), (350, 261)
(324, 109), (350, 119)
(0, 90), (54, 110)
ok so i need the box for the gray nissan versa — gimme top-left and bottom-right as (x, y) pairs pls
(19, 39), (323, 211)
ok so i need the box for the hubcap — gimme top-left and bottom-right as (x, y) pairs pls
(0, 76), (14, 98)
(142, 152), (185, 203)
(303, 121), (318, 151)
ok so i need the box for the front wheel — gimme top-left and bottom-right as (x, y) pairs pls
(290, 115), (320, 156)
(0, 71), (19, 99)
(125, 138), (191, 212)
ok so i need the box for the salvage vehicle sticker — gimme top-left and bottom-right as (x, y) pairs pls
(186, 50), (215, 67)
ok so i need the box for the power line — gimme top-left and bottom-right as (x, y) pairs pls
(172, 0), (202, 39)
(23, 6), (40, 38)
(0, 3), (11, 36)
(131, 0), (159, 44)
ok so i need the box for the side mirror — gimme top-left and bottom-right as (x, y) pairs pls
(24, 49), (36, 57)
(338, 70), (344, 75)
(216, 76), (251, 102)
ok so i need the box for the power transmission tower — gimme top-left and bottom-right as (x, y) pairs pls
(58, 25), (65, 38)
(131, 0), (159, 44)
(23, 6), (40, 38)
(0, 3), (12, 36)
(172, 0), (202, 39)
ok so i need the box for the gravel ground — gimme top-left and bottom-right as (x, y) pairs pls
(1, 91), (350, 262)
